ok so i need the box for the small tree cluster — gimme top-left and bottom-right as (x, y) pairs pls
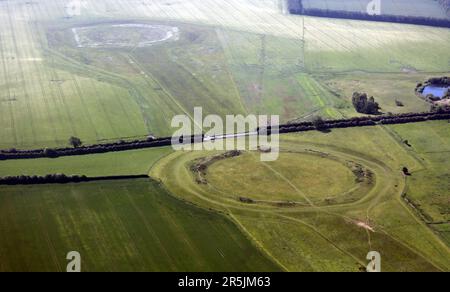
(69, 136), (83, 148)
(352, 92), (381, 115)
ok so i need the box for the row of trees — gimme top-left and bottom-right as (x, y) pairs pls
(289, 6), (450, 28)
(0, 174), (89, 185)
(278, 111), (450, 134)
(0, 174), (149, 185)
(0, 136), (173, 160)
(287, 0), (303, 14)
(2, 111), (450, 161)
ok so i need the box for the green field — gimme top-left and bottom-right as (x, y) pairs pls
(389, 121), (450, 225)
(0, 179), (280, 272)
(205, 151), (369, 205)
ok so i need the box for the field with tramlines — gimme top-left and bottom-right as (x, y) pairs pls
(1, 0), (450, 149)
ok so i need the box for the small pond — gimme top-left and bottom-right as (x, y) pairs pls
(422, 85), (449, 99)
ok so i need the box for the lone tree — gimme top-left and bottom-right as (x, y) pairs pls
(352, 92), (381, 114)
(402, 167), (411, 176)
(69, 136), (83, 148)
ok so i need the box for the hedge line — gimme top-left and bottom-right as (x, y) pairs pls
(0, 174), (148, 185)
(0, 135), (203, 160)
(287, 1), (450, 28)
(276, 111), (450, 134)
(1, 112), (449, 161)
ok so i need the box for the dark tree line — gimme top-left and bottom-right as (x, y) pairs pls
(2, 112), (450, 161)
(287, 1), (450, 28)
(0, 174), (148, 185)
(277, 111), (450, 134)
(0, 137), (174, 160)
(287, 0), (303, 14)
(0, 174), (88, 185)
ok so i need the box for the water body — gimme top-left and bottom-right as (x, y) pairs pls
(422, 85), (449, 99)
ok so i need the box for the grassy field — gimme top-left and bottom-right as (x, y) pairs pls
(1, 0), (450, 149)
(0, 178), (280, 272)
(206, 151), (368, 205)
(0, 146), (173, 177)
(320, 73), (431, 115)
(150, 122), (450, 271)
(388, 121), (450, 225)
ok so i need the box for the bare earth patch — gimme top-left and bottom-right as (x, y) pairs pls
(356, 221), (375, 232)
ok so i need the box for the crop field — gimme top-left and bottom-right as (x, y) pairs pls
(150, 122), (450, 271)
(0, 178), (280, 272)
(0, 0), (449, 272)
(1, 0), (450, 149)
(301, 0), (450, 20)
